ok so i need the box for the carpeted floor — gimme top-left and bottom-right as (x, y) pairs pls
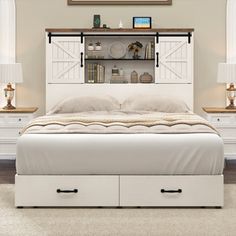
(0, 185), (236, 236)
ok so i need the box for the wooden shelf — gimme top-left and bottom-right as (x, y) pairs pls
(0, 107), (38, 113)
(45, 28), (194, 33)
(202, 107), (236, 113)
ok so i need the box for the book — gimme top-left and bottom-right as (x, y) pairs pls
(87, 63), (105, 83)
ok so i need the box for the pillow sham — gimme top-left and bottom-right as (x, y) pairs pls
(121, 94), (189, 113)
(47, 95), (120, 115)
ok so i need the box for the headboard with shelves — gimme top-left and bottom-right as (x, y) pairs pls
(45, 28), (194, 112)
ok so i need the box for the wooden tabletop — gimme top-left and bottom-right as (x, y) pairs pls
(0, 107), (38, 113)
(202, 107), (236, 113)
(45, 28), (194, 33)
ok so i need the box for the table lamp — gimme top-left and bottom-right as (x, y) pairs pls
(0, 63), (23, 110)
(217, 63), (236, 109)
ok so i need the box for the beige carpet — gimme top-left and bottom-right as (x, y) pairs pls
(0, 185), (236, 236)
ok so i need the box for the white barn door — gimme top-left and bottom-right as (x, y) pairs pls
(46, 36), (84, 84)
(155, 36), (193, 84)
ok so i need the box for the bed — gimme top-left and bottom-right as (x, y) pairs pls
(15, 95), (224, 207)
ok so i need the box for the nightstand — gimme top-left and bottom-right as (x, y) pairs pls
(203, 107), (236, 160)
(0, 107), (38, 159)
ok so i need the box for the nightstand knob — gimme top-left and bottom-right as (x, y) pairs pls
(18, 118), (22, 122)
(217, 118), (220, 122)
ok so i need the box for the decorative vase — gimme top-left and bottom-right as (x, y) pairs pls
(88, 43), (94, 51)
(131, 70), (138, 83)
(95, 42), (102, 51)
(112, 65), (119, 76)
(139, 72), (153, 83)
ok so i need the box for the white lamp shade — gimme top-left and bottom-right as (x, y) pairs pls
(217, 63), (236, 83)
(0, 63), (23, 83)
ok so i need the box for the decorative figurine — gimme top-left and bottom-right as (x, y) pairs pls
(95, 42), (102, 51)
(128, 41), (143, 59)
(119, 20), (123, 29)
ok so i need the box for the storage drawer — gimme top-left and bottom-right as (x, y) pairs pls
(120, 176), (223, 207)
(0, 128), (22, 137)
(210, 115), (233, 124)
(0, 116), (5, 124)
(15, 175), (119, 207)
(7, 116), (31, 126)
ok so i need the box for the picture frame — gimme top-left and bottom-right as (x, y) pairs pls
(67, 0), (172, 5)
(133, 17), (152, 29)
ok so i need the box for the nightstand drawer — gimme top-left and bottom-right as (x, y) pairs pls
(7, 116), (31, 125)
(216, 127), (236, 138)
(210, 115), (233, 124)
(0, 116), (5, 124)
(0, 128), (22, 137)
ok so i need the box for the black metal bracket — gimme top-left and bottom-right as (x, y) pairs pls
(156, 52), (159, 68)
(48, 32), (52, 44)
(161, 189), (182, 193)
(81, 32), (84, 44)
(80, 52), (84, 67)
(156, 32), (159, 44)
(188, 32), (192, 44)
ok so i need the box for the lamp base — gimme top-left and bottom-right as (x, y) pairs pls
(225, 104), (236, 110)
(3, 103), (16, 110)
(3, 83), (16, 110)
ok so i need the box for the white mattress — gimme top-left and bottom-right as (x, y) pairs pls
(16, 133), (224, 175)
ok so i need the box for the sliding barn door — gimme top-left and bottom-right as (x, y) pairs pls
(46, 36), (84, 84)
(155, 36), (193, 84)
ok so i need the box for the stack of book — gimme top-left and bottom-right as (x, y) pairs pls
(144, 41), (155, 59)
(87, 64), (105, 83)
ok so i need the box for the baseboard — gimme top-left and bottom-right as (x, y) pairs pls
(0, 153), (16, 160)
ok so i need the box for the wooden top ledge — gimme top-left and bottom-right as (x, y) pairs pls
(0, 107), (38, 113)
(203, 107), (236, 113)
(45, 28), (194, 33)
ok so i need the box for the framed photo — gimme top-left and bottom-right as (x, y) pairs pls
(68, 0), (172, 5)
(133, 17), (152, 29)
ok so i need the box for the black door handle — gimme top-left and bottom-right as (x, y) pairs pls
(57, 189), (78, 193)
(161, 189), (182, 193)
(80, 52), (84, 67)
(156, 52), (159, 67)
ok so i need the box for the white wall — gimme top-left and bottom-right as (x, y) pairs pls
(15, 0), (227, 115)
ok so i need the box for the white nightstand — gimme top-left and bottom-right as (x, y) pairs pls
(203, 107), (236, 160)
(0, 107), (38, 160)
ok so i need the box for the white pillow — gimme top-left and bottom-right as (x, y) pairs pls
(121, 94), (189, 113)
(47, 96), (120, 114)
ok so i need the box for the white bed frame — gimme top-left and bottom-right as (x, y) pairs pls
(15, 29), (224, 207)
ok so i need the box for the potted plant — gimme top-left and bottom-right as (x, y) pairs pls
(128, 41), (143, 59)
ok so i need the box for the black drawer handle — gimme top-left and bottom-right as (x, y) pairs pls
(80, 52), (84, 67)
(18, 118), (22, 122)
(57, 189), (78, 193)
(156, 52), (159, 67)
(161, 189), (182, 193)
(217, 118), (220, 122)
